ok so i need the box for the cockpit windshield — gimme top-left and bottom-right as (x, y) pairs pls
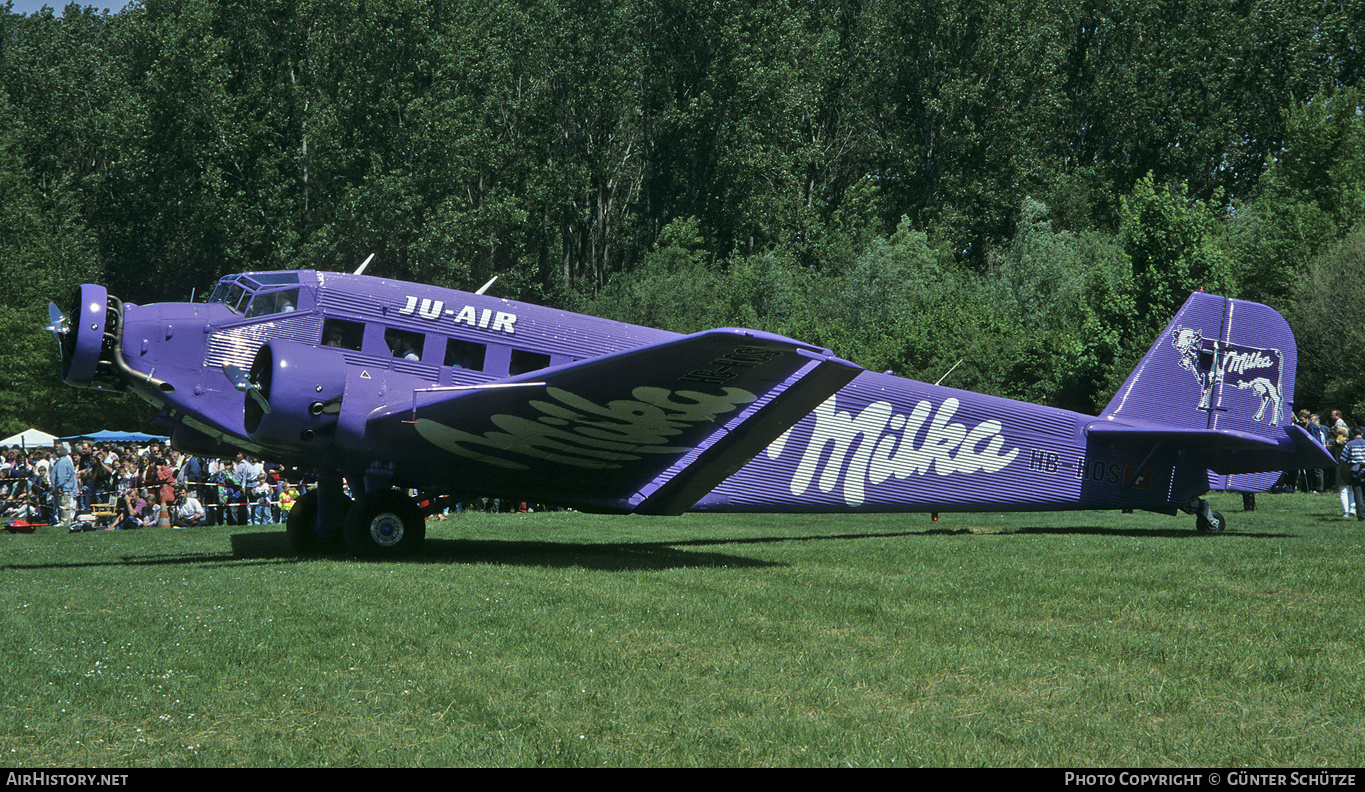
(209, 273), (301, 318)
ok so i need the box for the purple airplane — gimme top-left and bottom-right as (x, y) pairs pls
(48, 268), (1332, 556)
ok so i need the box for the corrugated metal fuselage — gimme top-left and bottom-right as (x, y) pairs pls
(106, 271), (1262, 517)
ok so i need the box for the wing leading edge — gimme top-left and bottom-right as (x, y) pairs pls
(364, 329), (862, 512)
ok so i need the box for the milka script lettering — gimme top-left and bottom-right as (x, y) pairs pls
(766, 396), (1019, 506)
(1221, 349), (1274, 376)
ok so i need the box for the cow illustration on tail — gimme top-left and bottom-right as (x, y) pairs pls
(1171, 326), (1283, 425)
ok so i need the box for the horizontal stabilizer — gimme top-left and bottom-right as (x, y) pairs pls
(1086, 421), (1335, 475)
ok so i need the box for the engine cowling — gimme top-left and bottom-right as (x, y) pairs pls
(59, 284), (112, 388)
(243, 339), (347, 451)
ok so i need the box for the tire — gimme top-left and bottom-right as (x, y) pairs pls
(1196, 510), (1226, 533)
(343, 489), (425, 558)
(284, 489), (347, 553)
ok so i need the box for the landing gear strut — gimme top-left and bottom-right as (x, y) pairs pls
(285, 472), (352, 554)
(285, 489), (351, 553)
(1184, 497), (1226, 533)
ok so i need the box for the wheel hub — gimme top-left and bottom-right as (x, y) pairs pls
(368, 512), (406, 547)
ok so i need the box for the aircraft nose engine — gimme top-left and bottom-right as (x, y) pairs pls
(240, 339), (347, 448)
(49, 284), (114, 388)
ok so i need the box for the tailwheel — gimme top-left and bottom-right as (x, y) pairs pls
(1196, 509), (1226, 533)
(344, 489), (426, 558)
(285, 489), (348, 553)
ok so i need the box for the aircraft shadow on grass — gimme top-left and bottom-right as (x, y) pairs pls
(1008, 525), (1297, 538)
(227, 528), (978, 571)
(1, 522), (1296, 573)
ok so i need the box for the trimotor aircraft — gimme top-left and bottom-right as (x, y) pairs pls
(48, 267), (1332, 556)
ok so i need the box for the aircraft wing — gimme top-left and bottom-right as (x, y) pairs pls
(364, 329), (862, 513)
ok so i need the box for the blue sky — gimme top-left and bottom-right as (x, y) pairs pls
(7, 1), (128, 14)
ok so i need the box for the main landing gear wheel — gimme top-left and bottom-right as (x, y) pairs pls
(343, 489), (426, 558)
(285, 489), (348, 553)
(1196, 510), (1226, 533)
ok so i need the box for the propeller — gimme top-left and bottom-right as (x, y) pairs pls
(223, 364), (271, 415)
(46, 302), (68, 337)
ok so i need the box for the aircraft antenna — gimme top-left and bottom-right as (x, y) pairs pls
(934, 359), (964, 387)
(354, 253), (376, 275)
(474, 276), (498, 296)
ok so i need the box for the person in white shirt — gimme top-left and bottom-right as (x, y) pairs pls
(235, 455), (267, 524)
(170, 486), (206, 527)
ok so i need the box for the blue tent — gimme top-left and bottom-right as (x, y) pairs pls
(60, 429), (169, 443)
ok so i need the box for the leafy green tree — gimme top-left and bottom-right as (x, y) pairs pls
(0, 86), (148, 436)
(1287, 223), (1365, 418)
(570, 216), (721, 333)
(1119, 173), (1234, 335)
(1228, 83), (1365, 308)
(977, 197), (1134, 411)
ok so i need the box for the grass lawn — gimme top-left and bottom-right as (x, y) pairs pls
(1, 490), (1361, 767)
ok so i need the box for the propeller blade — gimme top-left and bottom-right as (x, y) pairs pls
(46, 302), (67, 335)
(222, 364), (271, 415)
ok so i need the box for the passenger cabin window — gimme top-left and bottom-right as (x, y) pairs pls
(385, 328), (425, 362)
(509, 349), (551, 375)
(445, 340), (486, 371)
(321, 319), (364, 351)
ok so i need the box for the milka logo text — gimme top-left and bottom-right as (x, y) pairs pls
(1221, 349), (1275, 376)
(767, 396), (1019, 506)
(1171, 327), (1283, 424)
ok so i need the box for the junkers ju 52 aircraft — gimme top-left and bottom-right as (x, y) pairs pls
(48, 265), (1332, 556)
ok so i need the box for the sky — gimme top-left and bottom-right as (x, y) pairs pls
(6, 1), (128, 15)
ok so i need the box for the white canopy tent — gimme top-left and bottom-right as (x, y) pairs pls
(1, 428), (58, 449)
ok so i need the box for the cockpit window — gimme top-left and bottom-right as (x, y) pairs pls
(209, 273), (302, 316)
(225, 283), (248, 314)
(245, 288), (300, 318)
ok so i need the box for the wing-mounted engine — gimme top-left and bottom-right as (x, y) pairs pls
(238, 339), (347, 450)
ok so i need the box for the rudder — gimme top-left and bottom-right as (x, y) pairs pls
(1102, 291), (1300, 491)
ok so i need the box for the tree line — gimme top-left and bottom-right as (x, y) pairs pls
(1, 0), (1363, 437)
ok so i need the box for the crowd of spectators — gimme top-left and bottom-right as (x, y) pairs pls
(2, 438), (542, 531)
(1287, 409), (1365, 520)
(1, 439), (304, 531)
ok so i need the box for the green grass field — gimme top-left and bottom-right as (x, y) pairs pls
(1, 491), (1362, 767)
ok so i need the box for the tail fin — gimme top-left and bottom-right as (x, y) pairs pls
(1100, 291), (1322, 491)
(1103, 290), (1293, 434)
